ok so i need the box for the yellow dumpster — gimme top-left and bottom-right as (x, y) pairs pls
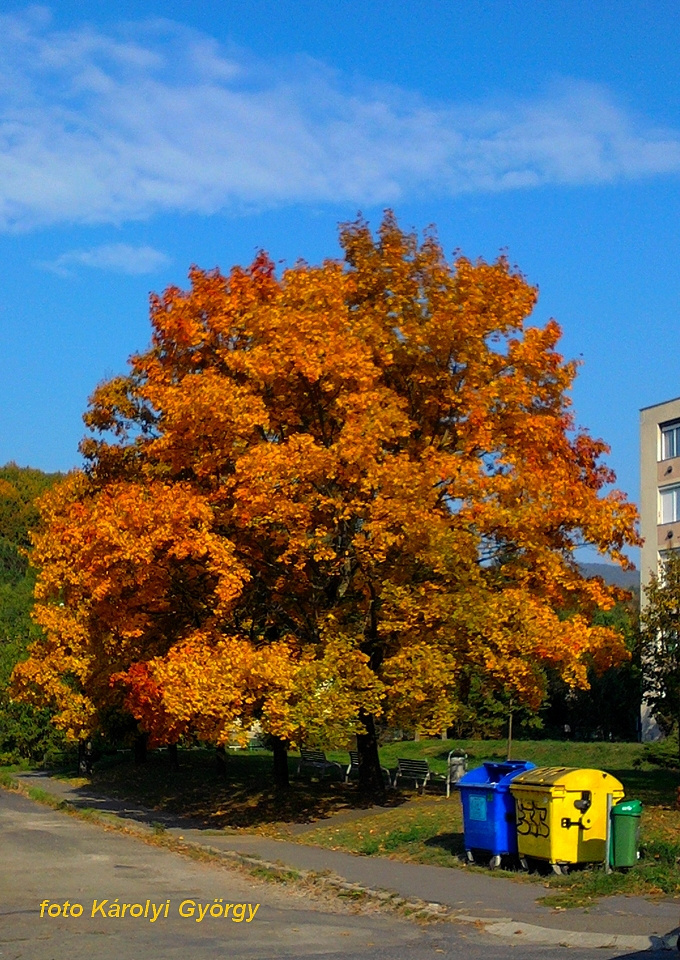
(509, 767), (624, 874)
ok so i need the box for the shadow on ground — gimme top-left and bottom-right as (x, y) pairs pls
(422, 830), (465, 858)
(611, 949), (677, 959)
(29, 748), (411, 831)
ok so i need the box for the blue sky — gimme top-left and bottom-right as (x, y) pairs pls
(2, 1), (680, 561)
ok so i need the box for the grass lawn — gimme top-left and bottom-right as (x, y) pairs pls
(6, 737), (680, 906)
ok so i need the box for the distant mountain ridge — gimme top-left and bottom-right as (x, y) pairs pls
(578, 562), (638, 591)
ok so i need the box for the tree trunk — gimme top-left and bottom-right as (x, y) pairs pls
(357, 583), (386, 800)
(168, 743), (179, 770)
(133, 732), (148, 765)
(271, 736), (289, 788)
(215, 744), (228, 776)
(356, 710), (386, 801)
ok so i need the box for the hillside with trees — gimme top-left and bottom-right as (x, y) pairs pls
(0, 463), (65, 762)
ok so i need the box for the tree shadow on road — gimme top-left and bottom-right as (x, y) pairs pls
(24, 748), (410, 831)
(609, 946), (677, 959)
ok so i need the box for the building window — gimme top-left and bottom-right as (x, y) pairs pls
(661, 421), (680, 460)
(660, 485), (680, 524)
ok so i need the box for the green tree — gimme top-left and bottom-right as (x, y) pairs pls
(0, 463), (65, 763)
(640, 551), (680, 759)
(542, 600), (641, 741)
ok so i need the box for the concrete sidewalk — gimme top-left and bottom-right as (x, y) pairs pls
(12, 770), (680, 953)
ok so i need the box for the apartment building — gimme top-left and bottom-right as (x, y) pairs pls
(639, 397), (680, 739)
(640, 396), (680, 590)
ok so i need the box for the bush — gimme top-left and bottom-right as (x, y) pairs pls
(0, 699), (68, 765)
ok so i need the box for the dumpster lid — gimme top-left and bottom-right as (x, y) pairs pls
(612, 799), (643, 815)
(458, 760), (535, 787)
(509, 766), (624, 790)
(510, 766), (575, 787)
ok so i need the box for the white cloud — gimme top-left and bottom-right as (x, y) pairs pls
(1, 9), (680, 231)
(40, 242), (170, 276)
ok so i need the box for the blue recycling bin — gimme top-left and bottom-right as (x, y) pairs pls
(458, 760), (536, 866)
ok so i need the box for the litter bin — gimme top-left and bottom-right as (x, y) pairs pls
(610, 799), (642, 869)
(446, 750), (468, 796)
(509, 767), (624, 874)
(458, 760), (536, 867)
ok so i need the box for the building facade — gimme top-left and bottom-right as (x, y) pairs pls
(640, 396), (680, 589)
(639, 397), (680, 739)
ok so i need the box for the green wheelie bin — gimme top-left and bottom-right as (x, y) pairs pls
(610, 799), (642, 868)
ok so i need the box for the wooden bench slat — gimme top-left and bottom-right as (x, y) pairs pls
(297, 747), (343, 780)
(393, 757), (433, 793)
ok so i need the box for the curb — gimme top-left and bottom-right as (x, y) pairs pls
(466, 918), (677, 952)
(189, 842), (451, 919)
(191, 843), (679, 950)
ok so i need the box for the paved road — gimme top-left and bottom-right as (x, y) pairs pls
(0, 790), (671, 960)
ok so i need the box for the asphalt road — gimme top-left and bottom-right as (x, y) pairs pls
(0, 789), (671, 960)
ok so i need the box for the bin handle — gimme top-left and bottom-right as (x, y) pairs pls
(561, 816), (592, 830)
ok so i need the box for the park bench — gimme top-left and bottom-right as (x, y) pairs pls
(393, 758), (438, 793)
(297, 748), (344, 780)
(345, 750), (391, 785)
(346, 750), (360, 781)
(393, 752), (468, 796)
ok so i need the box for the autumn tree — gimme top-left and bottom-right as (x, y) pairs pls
(13, 213), (639, 792)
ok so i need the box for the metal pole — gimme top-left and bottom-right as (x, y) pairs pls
(604, 792), (613, 874)
(507, 706), (513, 760)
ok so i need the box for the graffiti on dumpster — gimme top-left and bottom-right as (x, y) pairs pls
(516, 799), (550, 838)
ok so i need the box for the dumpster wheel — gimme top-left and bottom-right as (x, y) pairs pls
(466, 850), (475, 864)
(489, 855), (502, 869)
(551, 862), (569, 876)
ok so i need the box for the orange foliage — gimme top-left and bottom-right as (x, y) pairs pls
(13, 212), (640, 744)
